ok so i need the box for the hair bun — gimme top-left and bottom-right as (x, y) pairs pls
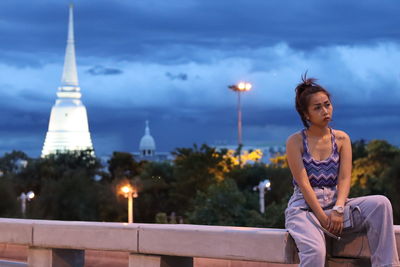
(295, 73), (317, 97)
(301, 72), (317, 87)
(304, 79), (313, 86)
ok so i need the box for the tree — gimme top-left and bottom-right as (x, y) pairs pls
(229, 162), (292, 205)
(269, 153), (288, 168)
(350, 140), (399, 197)
(169, 144), (234, 215)
(33, 170), (98, 220)
(187, 178), (247, 226)
(224, 148), (263, 167)
(262, 197), (290, 228)
(382, 155), (400, 224)
(18, 150), (105, 220)
(107, 152), (141, 181)
(0, 150), (29, 175)
(0, 178), (18, 217)
(135, 161), (175, 222)
(352, 139), (368, 161)
(96, 180), (126, 222)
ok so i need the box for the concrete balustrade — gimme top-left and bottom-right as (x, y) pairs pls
(330, 225), (400, 259)
(0, 218), (399, 267)
(137, 224), (298, 263)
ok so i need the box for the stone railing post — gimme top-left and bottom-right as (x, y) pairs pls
(129, 253), (193, 267)
(28, 247), (84, 267)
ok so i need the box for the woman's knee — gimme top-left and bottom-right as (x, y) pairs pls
(362, 195), (393, 215)
(371, 195), (392, 209)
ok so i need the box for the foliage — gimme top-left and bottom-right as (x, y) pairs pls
(187, 178), (247, 226)
(382, 155), (400, 224)
(2, 138), (399, 226)
(269, 153), (288, 168)
(107, 152), (141, 181)
(224, 149), (263, 167)
(262, 198), (290, 228)
(349, 140), (400, 224)
(350, 140), (399, 196)
(169, 144), (234, 215)
(4, 150), (106, 220)
(229, 162), (292, 205)
(135, 161), (175, 222)
(0, 178), (19, 217)
(352, 139), (368, 161)
(33, 171), (98, 220)
(96, 180), (126, 222)
(0, 150), (30, 175)
(155, 212), (168, 224)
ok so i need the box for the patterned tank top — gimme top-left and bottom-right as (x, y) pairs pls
(294, 128), (340, 187)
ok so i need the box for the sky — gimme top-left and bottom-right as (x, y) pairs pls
(0, 0), (400, 157)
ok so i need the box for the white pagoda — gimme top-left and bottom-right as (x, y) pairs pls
(41, 5), (93, 157)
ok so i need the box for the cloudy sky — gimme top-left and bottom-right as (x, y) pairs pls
(1, 0), (400, 157)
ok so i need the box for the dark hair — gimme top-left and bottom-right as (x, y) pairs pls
(295, 73), (331, 128)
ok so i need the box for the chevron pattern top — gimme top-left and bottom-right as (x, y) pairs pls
(293, 128), (340, 187)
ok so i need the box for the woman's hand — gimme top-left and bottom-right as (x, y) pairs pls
(327, 211), (344, 235)
(319, 213), (330, 229)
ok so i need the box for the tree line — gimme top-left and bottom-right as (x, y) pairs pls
(0, 139), (399, 227)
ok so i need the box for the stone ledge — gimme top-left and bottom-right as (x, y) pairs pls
(33, 220), (139, 252)
(137, 224), (298, 263)
(0, 218), (139, 252)
(0, 219), (33, 245)
(330, 225), (400, 258)
(4, 218), (399, 264)
(0, 219), (299, 264)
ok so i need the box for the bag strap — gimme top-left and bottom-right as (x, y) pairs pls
(306, 211), (341, 241)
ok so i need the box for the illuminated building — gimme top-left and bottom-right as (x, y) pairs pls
(42, 5), (93, 157)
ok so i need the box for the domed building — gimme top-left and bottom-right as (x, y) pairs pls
(133, 121), (171, 162)
(139, 121), (156, 157)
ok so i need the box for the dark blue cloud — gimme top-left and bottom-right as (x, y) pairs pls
(165, 72), (188, 81)
(1, 1), (400, 63)
(1, 100), (398, 157)
(86, 65), (123, 76)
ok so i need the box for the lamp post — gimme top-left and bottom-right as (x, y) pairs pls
(253, 179), (271, 214)
(228, 82), (252, 165)
(19, 191), (35, 218)
(121, 184), (138, 223)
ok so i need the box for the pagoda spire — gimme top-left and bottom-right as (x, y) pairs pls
(145, 120), (151, 135)
(41, 4), (93, 157)
(58, 4), (81, 99)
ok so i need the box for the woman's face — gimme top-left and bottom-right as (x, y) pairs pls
(305, 92), (332, 127)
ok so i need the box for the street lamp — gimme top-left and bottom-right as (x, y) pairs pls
(228, 82), (252, 165)
(253, 179), (271, 214)
(121, 184), (138, 223)
(18, 191), (35, 218)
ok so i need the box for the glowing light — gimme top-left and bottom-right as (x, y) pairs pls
(237, 82), (252, 91)
(121, 185), (132, 195)
(228, 81), (252, 92)
(119, 184), (139, 223)
(27, 191), (35, 200)
(265, 181), (271, 189)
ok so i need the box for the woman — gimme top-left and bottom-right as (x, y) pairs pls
(285, 75), (399, 266)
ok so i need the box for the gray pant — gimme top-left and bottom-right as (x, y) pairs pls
(285, 186), (400, 267)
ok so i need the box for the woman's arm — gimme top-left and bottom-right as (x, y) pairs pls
(327, 130), (352, 234)
(335, 131), (352, 207)
(286, 134), (329, 226)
